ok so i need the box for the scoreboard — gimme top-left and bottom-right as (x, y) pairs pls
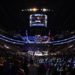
(30, 14), (47, 27)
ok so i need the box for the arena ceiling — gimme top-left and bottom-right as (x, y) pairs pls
(0, 0), (75, 34)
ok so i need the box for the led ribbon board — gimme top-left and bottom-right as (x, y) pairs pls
(30, 14), (47, 27)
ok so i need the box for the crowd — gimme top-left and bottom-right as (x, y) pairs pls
(0, 55), (75, 75)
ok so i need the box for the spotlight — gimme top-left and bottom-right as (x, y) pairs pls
(27, 8), (38, 12)
(32, 8), (38, 12)
(28, 8), (32, 11)
(42, 8), (48, 12)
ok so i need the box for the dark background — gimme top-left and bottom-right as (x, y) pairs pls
(0, 0), (75, 34)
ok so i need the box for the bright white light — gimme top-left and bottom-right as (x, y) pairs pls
(4, 44), (10, 49)
(68, 44), (74, 48)
(28, 8), (38, 12)
(34, 51), (48, 56)
(42, 8), (48, 12)
(28, 9), (32, 11)
(34, 51), (42, 56)
(32, 8), (38, 12)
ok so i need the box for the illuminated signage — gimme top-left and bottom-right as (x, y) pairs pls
(30, 14), (47, 27)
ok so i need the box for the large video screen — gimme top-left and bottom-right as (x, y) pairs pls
(30, 14), (47, 27)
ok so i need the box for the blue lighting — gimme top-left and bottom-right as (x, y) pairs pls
(30, 14), (47, 27)
(0, 34), (75, 45)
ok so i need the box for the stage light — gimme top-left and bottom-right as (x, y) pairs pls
(4, 44), (10, 49)
(27, 8), (38, 12)
(28, 8), (32, 11)
(42, 8), (48, 12)
(32, 8), (38, 12)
